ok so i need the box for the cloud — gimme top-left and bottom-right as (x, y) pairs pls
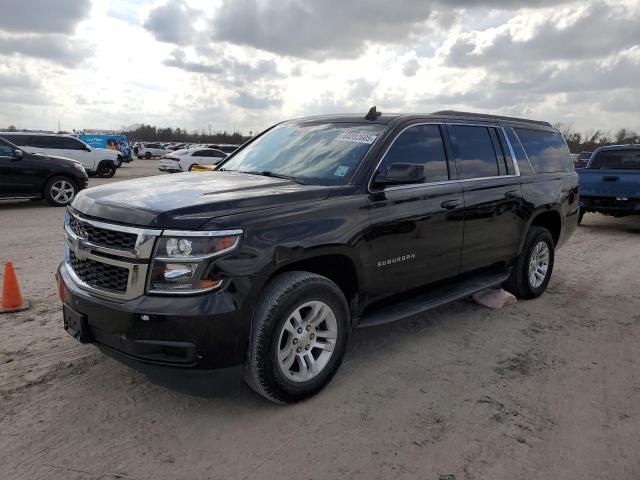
(0, 34), (91, 68)
(163, 49), (282, 85)
(210, 0), (578, 60)
(444, 2), (640, 67)
(229, 91), (283, 110)
(0, 71), (50, 105)
(0, 0), (91, 34)
(143, 0), (201, 46)
(402, 58), (421, 76)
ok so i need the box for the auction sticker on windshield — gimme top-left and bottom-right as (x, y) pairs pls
(337, 132), (378, 144)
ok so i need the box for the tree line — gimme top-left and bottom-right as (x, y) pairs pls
(120, 124), (252, 144)
(556, 125), (640, 153)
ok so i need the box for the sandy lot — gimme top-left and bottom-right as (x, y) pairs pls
(1, 160), (639, 480)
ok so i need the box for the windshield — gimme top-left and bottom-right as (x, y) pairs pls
(219, 122), (386, 185)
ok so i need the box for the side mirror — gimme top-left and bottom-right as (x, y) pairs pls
(13, 149), (23, 159)
(374, 163), (426, 187)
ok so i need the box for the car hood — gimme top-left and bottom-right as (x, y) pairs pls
(72, 171), (332, 229)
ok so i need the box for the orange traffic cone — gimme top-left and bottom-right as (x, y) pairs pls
(0, 262), (29, 313)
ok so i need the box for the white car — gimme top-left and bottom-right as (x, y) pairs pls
(158, 148), (227, 173)
(0, 132), (120, 177)
(137, 143), (169, 159)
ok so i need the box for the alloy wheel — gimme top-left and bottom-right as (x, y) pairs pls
(528, 241), (550, 288)
(277, 300), (338, 382)
(51, 180), (75, 204)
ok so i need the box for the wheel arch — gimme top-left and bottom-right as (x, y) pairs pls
(265, 252), (361, 316)
(524, 209), (562, 248)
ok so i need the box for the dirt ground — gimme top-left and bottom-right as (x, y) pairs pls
(1, 160), (639, 480)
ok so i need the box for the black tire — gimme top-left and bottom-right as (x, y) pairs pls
(96, 161), (116, 178)
(578, 209), (585, 225)
(144, 152), (152, 159)
(244, 271), (351, 404)
(116, 156), (123, 168)
(43, 176), (77, 207)
(504, 226), (555, 299)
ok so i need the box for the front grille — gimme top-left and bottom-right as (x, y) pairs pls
(69, 251), (129, 293)
(69, 215), (137, 250)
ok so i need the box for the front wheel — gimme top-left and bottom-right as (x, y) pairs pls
(96, 161), (116, 178)
(44, 176), (77, 206)
(504, 226), (555, 299)
(244, 271), (350, 404)
(144, 152), (152, 159)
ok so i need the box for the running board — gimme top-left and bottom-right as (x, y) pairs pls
(356, 268), (511, 329)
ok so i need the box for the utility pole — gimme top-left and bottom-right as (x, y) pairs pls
(58, 121), (61, 132)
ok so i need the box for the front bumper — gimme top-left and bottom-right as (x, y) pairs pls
(57, 262), (253, 375)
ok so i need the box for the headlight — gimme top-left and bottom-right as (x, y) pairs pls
(147, 230), (241, 294)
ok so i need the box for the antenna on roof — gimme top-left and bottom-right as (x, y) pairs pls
(365, 106), (382, 121)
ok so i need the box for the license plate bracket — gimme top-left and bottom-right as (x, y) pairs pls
(63, 306), (91, 343)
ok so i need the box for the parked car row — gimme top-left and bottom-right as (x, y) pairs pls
(133, 142), (239, 159)
(158, 147), (227, 173)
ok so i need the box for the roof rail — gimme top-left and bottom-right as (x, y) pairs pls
(432, 110), (552, 127)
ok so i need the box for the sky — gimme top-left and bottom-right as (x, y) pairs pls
(0, 0), (638, 135)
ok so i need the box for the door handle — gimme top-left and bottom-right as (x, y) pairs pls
(441, 199), (461, 210)
(505, 190), (520, 199)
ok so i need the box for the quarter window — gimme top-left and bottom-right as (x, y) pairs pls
(514, 128), (573, 173)
(378, 124), (449, 183)
(448, 125), (500, 179)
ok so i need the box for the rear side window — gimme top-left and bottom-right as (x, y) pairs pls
(380, 124), (449, 182)
(62, 137), (86, 150)
(448, 125), (500, 179)
(0, 140), (13, 156)
(590, 150), (640, 170)
(514, 128), (573, 173)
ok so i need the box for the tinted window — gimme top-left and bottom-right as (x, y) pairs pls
(62, 137), (86, 150)
(379, 124), (449, 182)
(514, 128), (573, 173)
(505, 128), (533, 175)
(194, 150), (214, 157)
(0, 140), (13, 156)
(590, 150), (640, 170)
(30, 135), (66, 149)
(0, 133), (28, 145)
(449, 125), (500, 179)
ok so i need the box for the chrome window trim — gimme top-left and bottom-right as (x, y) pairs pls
(508, 127), (537, 173)
(499, 126), (520, 176)
(368, 122), (521, 194)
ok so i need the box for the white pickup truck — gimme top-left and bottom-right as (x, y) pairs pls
(0, 132), (121, 177)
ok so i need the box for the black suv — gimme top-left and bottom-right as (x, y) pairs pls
(0, 137), (88, 206)
(57, 110), (579, 403)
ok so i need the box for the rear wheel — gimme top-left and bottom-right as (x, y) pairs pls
(244, 271), (350, 404)
(44, 176), (77, 206)
(144, 152), (152, 159)
(504, 226), (555, 299)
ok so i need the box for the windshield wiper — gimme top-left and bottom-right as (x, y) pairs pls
(236, 170), (307, 185)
